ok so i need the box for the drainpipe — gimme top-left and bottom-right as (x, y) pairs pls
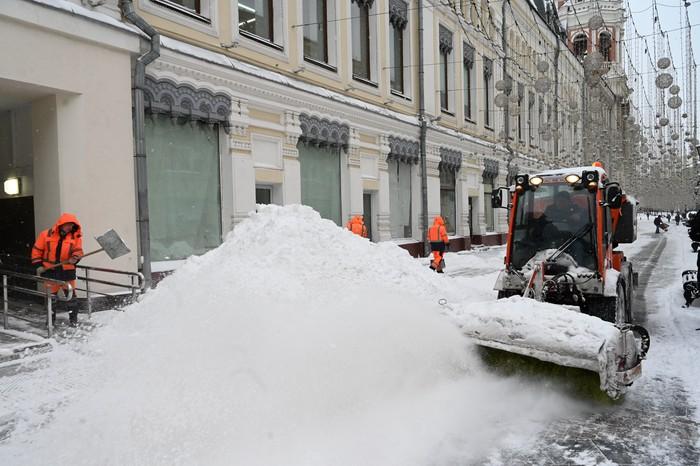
(553, 33), (560, 165)
(119, 0), (160, 288)
(418, 0), (429, 256)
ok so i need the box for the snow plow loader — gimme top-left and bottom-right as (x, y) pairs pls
(463, 164), (650, 399)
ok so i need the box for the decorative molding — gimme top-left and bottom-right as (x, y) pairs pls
(229, 98), (249, 136)
(439, 147), (462, 171)
(439, 25), (453, 54)
(388, 136), (419, 164)
(298, 113), (350, 150)
(229, 139), (252, 153)
(378, 134), (391, 162)
(389, 0), (408, 30)
(483, 58), (493, 80)
(282, 146), (299, 159)
(463, 42), (475, 67)
(143, 75), (232, 131)
(351, 0), (375, 8)
(483, 157), (499, 178)
(284, 111), (302, 145)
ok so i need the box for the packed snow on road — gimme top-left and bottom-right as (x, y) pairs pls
(0, 207), (698, 465)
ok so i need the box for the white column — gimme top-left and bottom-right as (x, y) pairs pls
(427, 143), (441, 222)
(283, 111), (302, 205)
(377, 134), (392, 241)
(457, 160), (471, 237)
(347, 127), (363, 221)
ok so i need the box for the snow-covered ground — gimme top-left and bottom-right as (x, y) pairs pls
(0, 207), (697, 465)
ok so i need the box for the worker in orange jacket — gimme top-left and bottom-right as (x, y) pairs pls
(346, 215), (368, 238)
(428, 216), (449, 273)
(31, 213), (84, 325)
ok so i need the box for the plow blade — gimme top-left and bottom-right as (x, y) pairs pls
(454, 297), (647, 399)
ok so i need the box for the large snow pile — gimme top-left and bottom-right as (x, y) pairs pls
(0, 205), (584, 465)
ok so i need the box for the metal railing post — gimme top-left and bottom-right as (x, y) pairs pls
(130, 275), (136, 303)
(46, 286), (53, 339)
(2, 275), (8, 330)
(85, 268), (92, 319)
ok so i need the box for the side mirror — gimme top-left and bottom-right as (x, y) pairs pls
(491, 187), (510, 209)
(605, 184), (622, 209)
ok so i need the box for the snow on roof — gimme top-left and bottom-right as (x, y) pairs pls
(532, 166), (607, 178)
(26, 0), (141, 36)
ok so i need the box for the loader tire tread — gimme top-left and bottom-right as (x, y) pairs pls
(584, 297), (616, 323)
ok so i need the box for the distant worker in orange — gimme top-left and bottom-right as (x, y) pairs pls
(346, 215), (368, 238)
(31, 213), (84, 326)
(428, 216), (449, 273)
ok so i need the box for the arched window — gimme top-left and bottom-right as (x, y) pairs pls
(573, 33), (587, 58)
(599, 32), (612, 61)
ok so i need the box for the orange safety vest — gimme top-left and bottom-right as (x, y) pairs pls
(428, 217), (449, 243)
(347, 216), (368, 238)
(31, 213), (84, 273)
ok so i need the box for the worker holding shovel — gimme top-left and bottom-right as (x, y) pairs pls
(31, 213), (84, 326)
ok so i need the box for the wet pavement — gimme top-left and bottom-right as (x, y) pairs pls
(484, 233), (700, 465)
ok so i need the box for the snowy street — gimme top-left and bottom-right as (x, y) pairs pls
(0, 209), (699, 465)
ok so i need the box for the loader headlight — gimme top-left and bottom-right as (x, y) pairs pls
(529, 176), (543, 187)
(565, 174), (581, 184)
(581, 170), (599, 191)
(514, 174), (529, 193)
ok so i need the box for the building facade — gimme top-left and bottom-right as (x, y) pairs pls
(3, 0), (628, 282)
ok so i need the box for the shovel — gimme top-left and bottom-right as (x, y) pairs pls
(41, 229), (131, 272)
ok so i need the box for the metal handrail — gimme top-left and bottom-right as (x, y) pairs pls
(1, 270), (71, 338)
(1, 263), (146, 338)
(75, 265), (145, 318)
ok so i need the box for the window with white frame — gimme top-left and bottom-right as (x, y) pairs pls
(304, 0), (329, 65)
(439, 25), (453, 112)
(463, 42), (475, 121)
(150, 0), (212, 22)
(528, 92), (535, 143)
(239, 0), (275, 44)
(351, 0), (373, 82)
(483, 57), (493, 127)
(389, 0), (409, 94)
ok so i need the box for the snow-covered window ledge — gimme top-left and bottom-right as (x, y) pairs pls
(140, 0), (219, 38)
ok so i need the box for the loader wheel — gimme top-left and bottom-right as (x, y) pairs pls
(584, 281), (626, 324)
(497, 290), (521, 299)
(584, 297), (616, 323)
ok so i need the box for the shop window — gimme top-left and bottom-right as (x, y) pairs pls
(440, 168), (456, 235)
(388, 159), (412, 238)
(299, 144), (342, 225)
(145, 114), (222, 261)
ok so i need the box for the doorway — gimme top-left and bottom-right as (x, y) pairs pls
(363, 192), (373, 241)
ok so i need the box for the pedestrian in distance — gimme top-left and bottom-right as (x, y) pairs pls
(675, 213), (681, 226)
(428, 216), (449, 273)
(31, 213), (84, 326)
(646, 211), (650, 220)
(345, 215), (368, 238)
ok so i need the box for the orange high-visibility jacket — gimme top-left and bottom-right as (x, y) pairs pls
(31, 213), (84, 272)
(428, 216), (449, 243)
(346, 216), (368, 238)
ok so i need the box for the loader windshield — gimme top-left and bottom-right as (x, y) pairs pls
(510, 183), (597, 270)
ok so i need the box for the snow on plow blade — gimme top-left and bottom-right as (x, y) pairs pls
(454, 297), (647, 399)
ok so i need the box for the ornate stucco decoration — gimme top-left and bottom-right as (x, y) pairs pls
(439, 147), (462, 171)
(389, 0), (408, 30)
(351, 0), (375, 8)
(388, 136), (419, 164)
(483, 158), (500, 178)
(298, 114), (350, 150)
(463, 42), (475, 67)
(143, 76), (232, 131)
(439, 26), (453, 54)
